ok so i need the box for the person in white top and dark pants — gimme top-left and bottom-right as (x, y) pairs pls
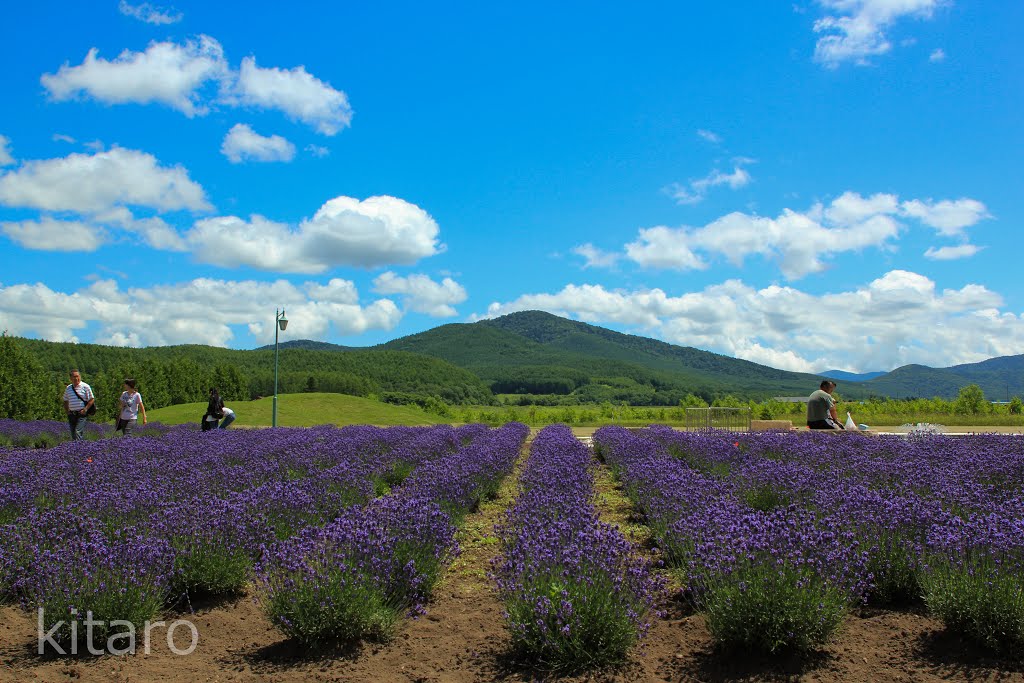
(62, 369), (95, 441)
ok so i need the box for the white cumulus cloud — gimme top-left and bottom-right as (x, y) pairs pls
(95, 207), (188, 251)
(373, 272), (467, 317)
(221, 123), (296, 163)
(697, 129), (722, 143)
(667, 160), (753, 205)
(813, 0), (943, 68)
(118, 0), (183, 25)
(40, 37), (352, 136)
(624, 191), (988, 280)
(475, 270), (1023, 373)
(187, 195), (443, 273)
(227, 57), (353, 136)
(572, 243), (620, 269)
(924, 244), (981, 260)
(0, 146), (210, 213)
(1, 218), (105, 252)
(41, 36), (228, 117)
(0, 135), (13, 166)
(900, 198), (990, 236)
(0, 277), (402, 347)
(298, 196), (443, 268)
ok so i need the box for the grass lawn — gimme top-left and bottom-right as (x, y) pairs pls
(145, 392), (441, 427)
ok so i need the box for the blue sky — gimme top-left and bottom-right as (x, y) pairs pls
(1, 1), (1021, 374)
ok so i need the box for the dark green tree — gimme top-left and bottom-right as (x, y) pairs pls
(954, 384), (988, 415)
(0, 334), (53, 419)
(1008, 396), (1022, 415)
(166, 357), (206, 405)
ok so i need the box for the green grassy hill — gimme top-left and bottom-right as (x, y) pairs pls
(382, 310), (850, 401)
(145, 392), (441, 427)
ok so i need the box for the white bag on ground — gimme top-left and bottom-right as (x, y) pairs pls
(844, 411), (856, 430)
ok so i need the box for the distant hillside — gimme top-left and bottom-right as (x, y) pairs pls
(863, 355), (1024, 400)
(821, 369), (887, 383)
(382, 310), (865, 402)
(14, 312), (1021, 417)
(257, 339), (354, 352)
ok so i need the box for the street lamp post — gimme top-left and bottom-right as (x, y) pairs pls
(272, 308), (288, 427)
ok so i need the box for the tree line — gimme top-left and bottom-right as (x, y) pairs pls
(1, 335), (494, 421)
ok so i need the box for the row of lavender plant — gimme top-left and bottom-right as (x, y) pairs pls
(641, 426), (932, 606)
(256, 422), (529, 647)
(493, 424), (662, 671)
(0, 417), (112, 448)
(643, 426), (1024, 649)
(738, 431), (1024, 654)
(0, 424), (489, 648)
(598, 425), (1024, 654)
(594, 425), (868, 654)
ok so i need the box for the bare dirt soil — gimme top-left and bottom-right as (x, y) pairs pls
(2, 436), (1023, 682)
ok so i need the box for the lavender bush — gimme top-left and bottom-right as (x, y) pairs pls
(494, 424), (662, 670)
(258, 506), (402, 645)
(0, 418), (109, 448)
(152, 496), (273, 598)
(922, 507), (1024, 654)
(11, 509), (170, 648)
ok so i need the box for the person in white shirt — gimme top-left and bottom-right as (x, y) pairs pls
(62, 369), (95, 441)
(117, 378), (147, 436)
(219, 406), (235, 429)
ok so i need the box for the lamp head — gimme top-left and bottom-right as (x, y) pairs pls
(278, 309), (288, 331)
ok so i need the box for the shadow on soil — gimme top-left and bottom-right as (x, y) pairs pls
(486, 646), (642, 683)
(676, 645), (834, 682)
(165, 589), (246, 615)
(913, 628), (1024, 676)
(239, 638), (365, 670)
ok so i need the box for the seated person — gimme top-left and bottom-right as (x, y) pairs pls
(807, 380), (843, 429)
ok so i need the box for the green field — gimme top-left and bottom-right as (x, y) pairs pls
(143, 391), (1024, 430)
(145, 392), (441, 427)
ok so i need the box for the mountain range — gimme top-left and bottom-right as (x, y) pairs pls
(820, 369), (888, 383)
(273, 311), (1024, 402)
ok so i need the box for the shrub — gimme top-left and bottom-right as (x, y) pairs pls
(922, 555), (1024, 654)
(701, 561), (848, 654)
(13, 510), (170, 649)
(152, 498), (270, 598)
(258, 495), (457, 647)
(259, 510), (401, 646)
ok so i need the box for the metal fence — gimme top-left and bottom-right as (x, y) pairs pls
(684, 407), (751, 432)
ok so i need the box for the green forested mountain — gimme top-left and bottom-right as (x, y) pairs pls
(256, 339), (356, 352)
(5, 311), (1021, 423)
(381, 311), (1024, 401)
(381, 310), (855, 403)
(862, 355), (1024, 401)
